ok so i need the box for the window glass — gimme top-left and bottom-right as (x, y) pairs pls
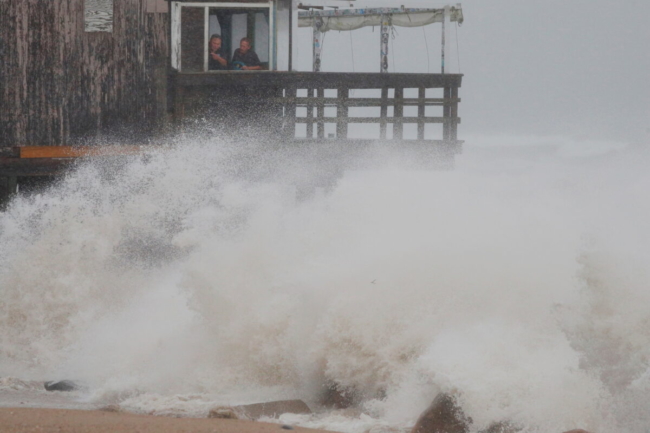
(85, 0), (113, 32)
(208, 7), (270, 71)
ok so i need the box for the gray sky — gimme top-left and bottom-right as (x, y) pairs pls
(295, 0), (650, 142)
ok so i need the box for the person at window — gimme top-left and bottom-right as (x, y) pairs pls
(208, 34), (228, 70)
(231, 37), (262, 71)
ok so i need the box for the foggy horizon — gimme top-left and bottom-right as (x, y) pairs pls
(295, 0), (650, 144)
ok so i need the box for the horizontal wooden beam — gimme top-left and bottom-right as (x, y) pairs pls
(278, 97), (461, 106)
(0, 158), (73, 176)
(17, 145), (156, 159)
(175, 71), (463, 88)
(295, 117), (461, 124)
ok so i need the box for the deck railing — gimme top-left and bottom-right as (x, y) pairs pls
(172, 71), (463, 144)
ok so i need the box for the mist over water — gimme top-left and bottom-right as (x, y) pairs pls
(1, 134), (649, 432)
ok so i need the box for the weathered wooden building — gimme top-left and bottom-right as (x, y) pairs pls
(0, 0), (169, 147)
(0, 0), (464, 206)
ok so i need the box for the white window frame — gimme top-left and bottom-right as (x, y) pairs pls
(171, 1), (276, 72)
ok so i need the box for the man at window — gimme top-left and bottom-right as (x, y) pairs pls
(208, 34), (228, 70)
(231, 37), (262, 71)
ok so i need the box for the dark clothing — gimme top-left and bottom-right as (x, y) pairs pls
(208, 48), (228, 70)
(231, 48), (261, 69)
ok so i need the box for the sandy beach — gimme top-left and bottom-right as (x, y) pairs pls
(0, 407), (339, 433)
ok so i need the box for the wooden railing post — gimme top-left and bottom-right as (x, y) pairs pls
(336, 87), (349, 139)
(417, 87), (425, 140)
(0, 176), (17, 210)
(173, 84), (185, 123)
(394, 87), (403, 139)
(450, 86), (459, 141)
(316, 87), (325, 138)
(284, 86), (297, 140)
(443, 86), (452, 141)
(306, 88), (314, 138)
(380, 85), (388, 139)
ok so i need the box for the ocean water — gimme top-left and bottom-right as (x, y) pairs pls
(0, 134), (649, 433)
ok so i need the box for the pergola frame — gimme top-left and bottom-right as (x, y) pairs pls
(298, 4), (463, 73)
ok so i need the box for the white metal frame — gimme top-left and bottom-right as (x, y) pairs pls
(171, 1), (275, 72)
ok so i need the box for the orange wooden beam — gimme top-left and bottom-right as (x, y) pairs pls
(17, 146), (156, 159)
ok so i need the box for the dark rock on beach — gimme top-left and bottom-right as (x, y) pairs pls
(410, 393), (472, 433)
(43, 380), (78, 392)
(320, 382), (357, 409)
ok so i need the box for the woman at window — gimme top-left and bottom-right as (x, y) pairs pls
(208, 34), (228, 71)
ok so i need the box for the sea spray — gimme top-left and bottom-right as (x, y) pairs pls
(0, 134), (648, 432)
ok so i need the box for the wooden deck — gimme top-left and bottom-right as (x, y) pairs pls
(172, 71), (463, 142)
(1, 71), (463, 208)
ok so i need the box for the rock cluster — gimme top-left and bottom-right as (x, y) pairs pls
(409, 393), (592, 433)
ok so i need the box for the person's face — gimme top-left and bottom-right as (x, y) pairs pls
(240, 40), (251, 54)
(210, 38), (221, 51)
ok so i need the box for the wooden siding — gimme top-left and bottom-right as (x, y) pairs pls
(0, 0), (169, 147)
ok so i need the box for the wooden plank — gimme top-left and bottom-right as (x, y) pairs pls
(336, 87), (349, 139)
(0, 176), (17, 210)
(175, 72), (464, 89)
(261, 97), (461, 106)
(443, 87), (452, 140)
(306, 88), (314, 138)
(417, 87), (425, 140)
(380, 86), (388, 140)
(0, 158), (74, 176)
(316, 88), (325, 138)
(394, 87), (404, 139)
(295, 117), (459, 124)
(173, 82), (185, 123)
(283, 86), (297, 140)
(18, 146), (156, 159)
(450, 86), (459, 141)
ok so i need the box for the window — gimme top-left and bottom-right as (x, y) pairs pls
(171, 2), (276, 72)
(84, 0), (114, 33)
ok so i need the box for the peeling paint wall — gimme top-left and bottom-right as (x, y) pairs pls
(0, 0), (169, 146)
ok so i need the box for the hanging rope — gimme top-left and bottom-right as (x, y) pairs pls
(455, 21), (461, 73)
(349, 30), (355, 72)
(391, 33), (395, 72)
(422, 27), (430, 73)
(390, 25), (398, 73)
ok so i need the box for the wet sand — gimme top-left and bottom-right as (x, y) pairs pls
(0, 407), (339, 433)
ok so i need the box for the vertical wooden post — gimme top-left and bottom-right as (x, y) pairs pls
(174, 84), (185, 123)
(450, 86), (459, 141)
(441, 8), (446, 74)
(380, 86), (388, 139)
(284, 86), (297, 140)
(316, 87), (324, 138)
(336, 87), (348, 139)
(312, 19), (323, 72)
(0, 176), (18, 210)
(417, 87), (425, 140)
(306, 88), (314, 138)
(394, 87), (404, 139)
(380, 15), (390, 73)
(443, 86), (451, 141)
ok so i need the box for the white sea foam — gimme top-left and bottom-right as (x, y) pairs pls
(0, 134), (649, 432)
